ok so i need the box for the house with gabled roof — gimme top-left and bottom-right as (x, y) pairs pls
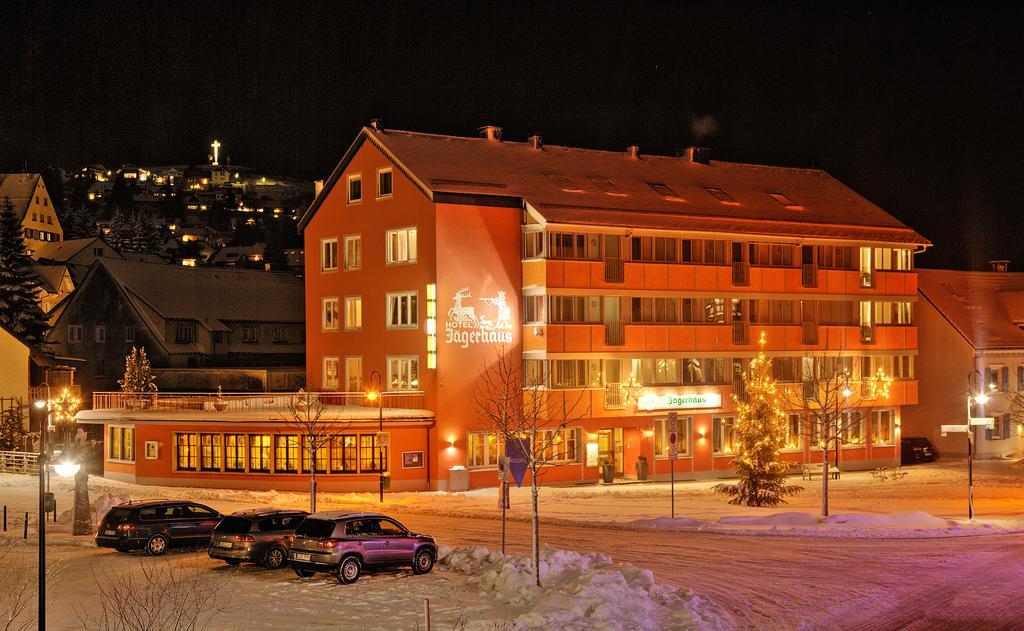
(906, 266), (1024, 458)
(0, 173), (63, 253)
(49, 259), (305, 401)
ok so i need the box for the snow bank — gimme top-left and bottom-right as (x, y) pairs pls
(718, 512), (820, 527)
(822, 511), (953, 529)
(438, 545), (724, 630)
(56, 492), (132, 527)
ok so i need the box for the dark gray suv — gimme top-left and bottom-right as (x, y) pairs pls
(208, 508), (309, 569)
(96, 499), (222, 555)
(288, 511), (436, 584)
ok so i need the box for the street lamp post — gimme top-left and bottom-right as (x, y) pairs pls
(836, 373), (853, 472)
(966, 369), (988, 522)
(366, 370), (384, 503)
(33, 392), (49, 631)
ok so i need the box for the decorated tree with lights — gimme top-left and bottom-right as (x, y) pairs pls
(119, 347), (157, 399)
(714, 332), (802, 506)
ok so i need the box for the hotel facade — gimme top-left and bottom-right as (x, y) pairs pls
(81, 124), (929, 491)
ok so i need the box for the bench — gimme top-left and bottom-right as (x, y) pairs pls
(802, 463), (841, 480)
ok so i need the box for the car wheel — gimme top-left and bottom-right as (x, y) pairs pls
(264, 547), (287, 570)
(337, 557), (361, 584)
(293, 567), (316, 578)
(412, 549), (434, 575)
(146, 534), (169, 556)
(224, 559), (243, 566)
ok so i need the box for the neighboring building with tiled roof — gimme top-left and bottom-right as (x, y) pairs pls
(906, 267), (1024, 459)
(48, 259), (305, 400)
(0, 173), (63, 252)
(33, 236), (124, 266)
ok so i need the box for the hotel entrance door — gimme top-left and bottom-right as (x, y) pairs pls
(597, 428), (625, 476)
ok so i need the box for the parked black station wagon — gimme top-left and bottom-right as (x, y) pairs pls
(96, 499), (222, 556)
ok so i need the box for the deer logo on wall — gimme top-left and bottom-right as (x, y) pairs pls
(448, 287), (479, 329)
(444, 286), (514, 348)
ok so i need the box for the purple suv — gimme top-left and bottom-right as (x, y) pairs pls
(287, 511), (436, 584)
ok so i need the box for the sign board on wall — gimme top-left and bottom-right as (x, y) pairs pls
(402, 451), (424, 469)
(637, 392), (722, 411)
(667, 412), (679, 460)
(444, 286), (514, 348)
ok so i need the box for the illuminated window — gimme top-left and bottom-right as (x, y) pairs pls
(224, 434), (246, 472)
(175, 433), (199, 471)
(359, 433), (389, 472)
(345, 356), (362, 391)
(712, 416), (736, 453)
(377, 168), (393, 198)
(301, 436), (329, 474)
(468, 432), (503, 468)
(343, 235), (361, 270)
(323, 356), (340, 390)
(653, 417), (692, 457)
(386, 291), (418, 328)
(387, 356), (419, 390)
(872, 410), (895, 445)
(536, 428), (580, 462)
(108, 426), (134, 462)
(322, 297), (339, 331)
(321, 238), (338, 271)
(274, 435), (300, 473)
(386, 227), (417, 264)
(200, 433), (222, 471)
(347, 174), (362, 203)
(330, 435), (359, 473)
(248, 434), (272, 472)
(784, 413), (802, 450)
(344, 296), (362, 330)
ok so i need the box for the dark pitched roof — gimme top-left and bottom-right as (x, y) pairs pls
(918, 268), (1024, 350)
(299, 127), (930, 246)
(97, 259), (304, 326)
(33, 237), (120, 263)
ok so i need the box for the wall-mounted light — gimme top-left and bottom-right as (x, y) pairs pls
(642, 429), (655, 439)
(697, 432), (706, 440)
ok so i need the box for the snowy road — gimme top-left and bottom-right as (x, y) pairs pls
(387, 510), (1024, 630)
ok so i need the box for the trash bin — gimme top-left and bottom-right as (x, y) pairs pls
(448, 466), (469, 492)
(382, 472), (392, 491)
(635, 456), (649, 481)
(599, 461), (615, 484)
(44, 492), (55, 513)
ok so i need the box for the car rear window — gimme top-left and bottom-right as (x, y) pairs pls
(104, 508), (132, 525)
(294, 518), (335, 538)
(215, 517), (253, 534)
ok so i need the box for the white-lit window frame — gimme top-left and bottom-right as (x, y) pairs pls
(322, 356), (340, 391)
(322, 296), (340, 332)
(320, 237), (339, 272)
(345, 356), (363, 392)
(385, 226), (417, 266)
(386, 290), (418, 329)
(107, 424), (135, 463)
(344, 295), (362, 331)
(342, 234), (362, 271)
(386, 355), (419, 391)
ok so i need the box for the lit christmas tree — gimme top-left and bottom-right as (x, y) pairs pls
(714, 332), (802, 506)
(118, 347), (157, 394)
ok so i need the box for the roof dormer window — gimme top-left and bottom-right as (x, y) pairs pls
(705, 187), (738, 204)
(592, 178), (626, 196)
(648, 182), (686, 202)
(768, 193), (804, 209)
(547, 174), (583, 193)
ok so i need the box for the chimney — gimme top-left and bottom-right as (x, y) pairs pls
(314, 179), (324, 196)
(990, 259), (1010, 272)
(370, 118), (384, 132)
(679, 146), (711, 165)
(479, 125), (503, 142)
(528, 134), (543, 150)
(626, 145), (640, 159)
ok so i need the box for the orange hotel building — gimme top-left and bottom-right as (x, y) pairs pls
(82, 123), (929, 492)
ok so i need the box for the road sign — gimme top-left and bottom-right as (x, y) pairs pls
(941, 424), (970, 436)
(970, 417), (995, 427)
(497, 456), (509, 482)
(667, 412), (679, 460)
(504, 438), (528, 488)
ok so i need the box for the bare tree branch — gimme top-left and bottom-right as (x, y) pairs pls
(281, 389), (352, 513)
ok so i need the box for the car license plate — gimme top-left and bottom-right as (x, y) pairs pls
(217, 541), (233, 549)
(104, 530), (116, 536)
(294, 553), (311, 561)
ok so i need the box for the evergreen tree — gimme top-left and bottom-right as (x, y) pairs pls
(107, 209), (133, 251)
(61, 204), (98, 239)
(714, 332), (802, 506)
(0, 407), (27, 451)
(0, 198), (50, 346)
(118, 347), (157, 393)
(129, 211), (164, 254)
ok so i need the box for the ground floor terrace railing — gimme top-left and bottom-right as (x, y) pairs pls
(91, 391), (427, 413)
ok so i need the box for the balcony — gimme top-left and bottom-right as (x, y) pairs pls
(603, 256), (625, 283)
(604, 320), (625, 346)
(801, 264), (818, 288)
(860, 272), (874, 289)
(732, 320), (750, 345)
(860, 325), (875, 344)
(604, 384), (625, 410)
(802, 322), (819, 345)
(91, 391), (427, 413)
(731, 261), (750, 286)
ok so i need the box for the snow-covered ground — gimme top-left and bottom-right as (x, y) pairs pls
(2, 459), (1023, 629)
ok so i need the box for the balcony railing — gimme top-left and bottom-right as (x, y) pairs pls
(29, 384), (82, 404)
(802, 322), (819, 345)
(860, 272), (874, 288)
(603, 256), (625, 283)
(732, 320), (750, 345)
(860, 325), (875, 344)
(91, 391), (427, 413)
(604, 320), (625, 346)
(0, 451), (39, 474)
(604, 384), (625, 409)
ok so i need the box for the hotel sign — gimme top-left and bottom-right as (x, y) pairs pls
(444, 286), (514, 348)
(637, 391), (722, 411)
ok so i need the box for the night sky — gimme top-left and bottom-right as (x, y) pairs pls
(4, 2), (1024, 270)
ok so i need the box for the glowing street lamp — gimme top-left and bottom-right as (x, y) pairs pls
(365, 370), (385, 503)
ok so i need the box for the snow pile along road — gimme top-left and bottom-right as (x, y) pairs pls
(438, 545), (726, 631)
